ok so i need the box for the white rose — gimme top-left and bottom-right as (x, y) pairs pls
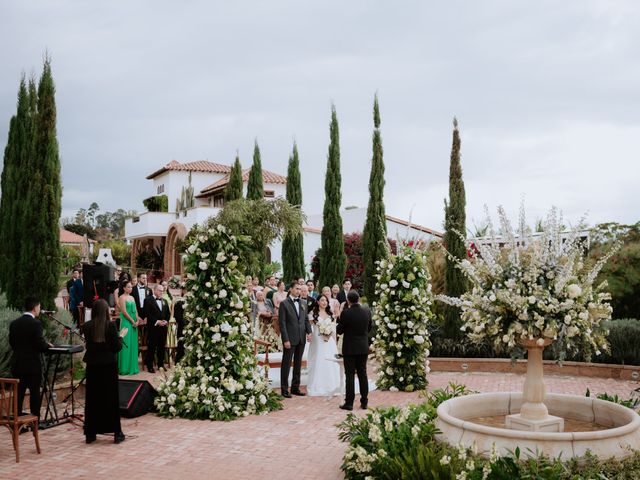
(502, 334), (510, 343)
(413, 335), (425, 344)
(199, 261), (208, 270)
(216, 251), (226, 262)
(567, 284), (582, 299)
(528, 296), (537, 304)
(219, 289), (228, 298)
(389, 280), (398, 288)
(412, 287), (420, 296)
(402, 280), (410, 288)
(259, 394), (267, 404)
(489, 294), (496, 302)
(187, 244), (197, 254)
(220, 322), (231, 333)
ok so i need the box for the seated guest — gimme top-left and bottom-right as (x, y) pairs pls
(82, 299), (127, 444)
(251, 290), (274, 336)
(272, 280), (288, 310)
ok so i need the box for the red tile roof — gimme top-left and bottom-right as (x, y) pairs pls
(60, 228), (98, 244)
(146, 160), (231, 179)
(385, 215), (443, 238)
(196, 168), (287, 197)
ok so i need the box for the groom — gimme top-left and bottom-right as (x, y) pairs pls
(278, 281), (311, 398)
(337, 289), (372, 410)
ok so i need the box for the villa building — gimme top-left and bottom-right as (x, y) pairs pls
(125, 159), (442, 279)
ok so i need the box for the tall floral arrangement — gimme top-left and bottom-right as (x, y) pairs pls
(438, 205), (620, 361)
(373, 246), (434, 392)
(155, 224), (281, 420)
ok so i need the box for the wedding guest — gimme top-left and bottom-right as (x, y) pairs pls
(296, 277), (305, 286)
(117, 281), (139, 375)
(162, 280), (177, 357)
(113, 272), (132, 313)
(131, 272), (150, 319)
(252, 276), (263, 293)
(69, 272), (84, 325)
(144, 285), (171, 373)
(322, 286), (341, 315)
(300, 284), (317, 313)
(336, 278), (352, 304)
(264, 276), (277, 301)
(9, 296), (52, 418)
(174, 286), (186, 363)
(272, 281), (288, 310)
(66, 269), (80, 297)
(82, 299), (127, 444)
(251, 290), (274, 336)
(306, 279), (318, 299)
(331, 284), (340, 300)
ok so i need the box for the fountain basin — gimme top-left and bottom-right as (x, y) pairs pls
(436, 392), (640, 460)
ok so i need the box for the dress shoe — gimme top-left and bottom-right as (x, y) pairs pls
(281, 390), (292, 398)
(291, 389), (306, 396)
(85, 435), (97, 444)
(114, 432), (126, 444)
(360, 402), (368, 410)
(147, 367), (155, 373)
(339, 404), (353, 411)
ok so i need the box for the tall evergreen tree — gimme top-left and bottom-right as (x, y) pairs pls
(224, 154), (243, 202)
(318, 106), (346, 289)
(282, 142), (305, 282)
(246, 140), (264, 200)
(362, 94), (388, 302)
(443, 117), (467, 338)
(19, 59), (62, 310)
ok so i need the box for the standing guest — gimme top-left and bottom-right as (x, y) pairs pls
(131, 272), (151, 318)
(252, 276), (263, 293)
(161, 280), (177, 355)
(336, 278), (352, 305)
(272, 280), (288, 310)
(66, 269), (80, 297)
(82, 299), (128, 444)
(117, 281), (139, 375)
(69, 272), (84, 325)
(306, 280), (318, 299)
(106, 267), (123, 308)
(173, 286), (186, 363)
(9, 297), (52, 418)
(113, 272), (132, 313)
(278, 282), (312, 398)
(337, 290), (372, 411)
(296, 277), (306, 286)
(331, 284), (340, 300)
(322, 286), (341, 316)
(300, 284), (317, 313)
(144, 285), (171, 373)
(264, 276), (277, 299)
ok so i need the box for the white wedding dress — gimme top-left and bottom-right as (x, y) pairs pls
(306, 315), (341, 396)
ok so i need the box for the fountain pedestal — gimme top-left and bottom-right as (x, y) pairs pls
(505, 338), (564, 432)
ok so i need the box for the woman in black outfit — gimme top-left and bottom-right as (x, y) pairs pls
(82, 299), (127, 444)
(173, 286), (186, 363)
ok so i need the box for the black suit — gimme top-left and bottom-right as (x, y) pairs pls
(337, 303), (372, 407)
(336, 290), (349, 305)
(278, 297), (311, 392)
(9, 313), (50, 417)
(131, 284), (151, 318)
(144, 296), (171, 370)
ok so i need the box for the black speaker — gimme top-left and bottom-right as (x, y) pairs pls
(82, 263), (115, 308)
(118, 379), (157, 418)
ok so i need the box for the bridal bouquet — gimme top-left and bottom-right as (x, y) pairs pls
(317, 317), (334, 339)
(438, 205), (620, 361)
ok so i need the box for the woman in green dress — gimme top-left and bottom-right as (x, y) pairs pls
(117, 280), (140, 375)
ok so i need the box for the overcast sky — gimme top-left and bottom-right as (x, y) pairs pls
(1, 1), (638, 234)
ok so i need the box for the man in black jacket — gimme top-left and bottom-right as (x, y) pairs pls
(336, 289), (372, 411)
(336, 278), (352, 305)
(143, 285), (171, 373)
(9, 296), (52, 417)
(278, 281), (311, 398)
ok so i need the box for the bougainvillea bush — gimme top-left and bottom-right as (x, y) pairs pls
(372, 245), (434, 392)
(155, 224), (281, 420)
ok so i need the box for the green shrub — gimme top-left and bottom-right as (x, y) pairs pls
(143, 194), (168, 213)
(97, 239), (132, 268)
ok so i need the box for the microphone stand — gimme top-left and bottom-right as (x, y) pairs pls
(42, 311), (85, 426)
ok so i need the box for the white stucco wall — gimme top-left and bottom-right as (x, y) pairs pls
(152, 171), (226, 212)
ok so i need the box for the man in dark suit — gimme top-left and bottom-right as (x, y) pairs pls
(9, 296), (53, 417)
(278, 281), (311, 398)
(336, 278), (352, 305)
(143, 285), (171, 373)
(131, 272), (151, 319)
(336, 289), (372, 411)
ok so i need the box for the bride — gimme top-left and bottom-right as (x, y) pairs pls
(306, 295), (341, 396)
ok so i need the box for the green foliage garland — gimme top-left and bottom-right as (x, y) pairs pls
(373, 246), (434, 391)
(155, 224), (281, 420)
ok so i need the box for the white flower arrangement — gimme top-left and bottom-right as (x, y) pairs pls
(373, 245), (434, 392)
(155, 224), (281, 420)
(438, 205), (620, 360)
(317, 317), (334, 337)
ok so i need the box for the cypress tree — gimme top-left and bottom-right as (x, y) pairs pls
(362, 94), (388, 302)
(246, 140), (264, 200)
(224, 154), (243, 202)
(282, 142), (305, 282)
(19, 59), (62, 310)
(318, 106), (346, 289)
(443, 117), (467, 338)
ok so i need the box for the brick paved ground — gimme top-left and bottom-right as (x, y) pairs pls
(1, 370), (638, 480)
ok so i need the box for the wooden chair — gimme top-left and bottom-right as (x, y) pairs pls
(0, 378), (41, 463)
(254, 339), (272, 379)
(77, 306), (85, 327)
